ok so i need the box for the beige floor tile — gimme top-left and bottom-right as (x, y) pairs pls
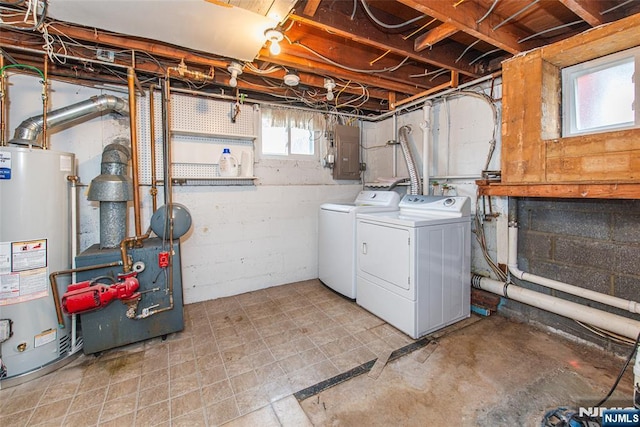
(170, 389), (203, 419)
(139, 369), (169, 390)
(222, 404), (280, 427)
(105, 376), (140, 401)
(234, 386), (270, 415)
(199, 364), (228, 386)
(137, 382), (169, 409)
(229, 370), (260, 394)
(135, 400), (170, 426)
(70, 387), (107, 410)
(100, 395), (136, 423)
(41, 379), (80, 403)
(205, 397), (240, 426)
(28, 397), (72, 425)
(63, 404), (101, 427)
(279, 353), (306, 374)
(170, 373), (200, 397)
(247, 349), (276, 369)
(171, 408), (207, 426)
(254, 362), (285, 385)
(98, 411), (135, 427)
(271, 395), (313, 427)
(169, 359), (197, 380)
(201, 379), (234, 405)
(0, 409), (34, 427)
(0, 389), (45, 415)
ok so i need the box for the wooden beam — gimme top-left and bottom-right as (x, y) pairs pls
(557, 0), (616, 27)
(477, 182), (640, 199)
(288, 7), (480, 77)
(414, 23), (459, 52)
(302, 0), (322, 16)
(541, 12), (640, 67)
(397, 0), (542, 54)
(258, 50), (425, 96)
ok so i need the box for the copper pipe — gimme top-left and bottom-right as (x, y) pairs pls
(127, 68), (142, 236)
(49, 261), (123, 327)
(149, 84), (158, 212)
(0, 53), (5, 146)
(42, 55), (48, 149)
(119, 227), (151, 273)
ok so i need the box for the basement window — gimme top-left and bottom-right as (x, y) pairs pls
(261, 108), (324, 157)
(562, 46), (639, 136)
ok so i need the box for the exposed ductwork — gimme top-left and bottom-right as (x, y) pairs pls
(398, 125), (422, 195)
(9, 94), (128, 147)
(88, 141), (133, 249)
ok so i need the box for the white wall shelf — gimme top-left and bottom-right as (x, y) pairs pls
(170, 129), (258, 140)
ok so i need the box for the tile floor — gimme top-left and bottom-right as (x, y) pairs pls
(0, 279), (415, 426)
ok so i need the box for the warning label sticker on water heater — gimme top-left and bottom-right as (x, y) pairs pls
(0, 240), (49, 306)
(0, 151), (11, 180)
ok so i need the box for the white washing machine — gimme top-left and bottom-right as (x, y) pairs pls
(355, 195), (471, 338)
(319, 191), (401, 299)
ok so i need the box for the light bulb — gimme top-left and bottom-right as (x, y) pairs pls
(229, 76), (237, 87)
(269, 40), (281, 55)
(326, 89), (334, 101)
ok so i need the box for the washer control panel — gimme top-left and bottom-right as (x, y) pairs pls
(398, 195), (470, 216)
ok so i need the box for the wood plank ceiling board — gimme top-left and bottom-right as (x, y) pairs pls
(47, 0), (290, 61)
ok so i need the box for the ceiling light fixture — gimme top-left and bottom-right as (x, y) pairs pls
(264, 28), (284, 55)
(324, 78), (336, 101)
(227, 61), (243, 87)
(283, 70), (300, 87)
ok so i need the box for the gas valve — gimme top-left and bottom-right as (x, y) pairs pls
(61, 272), (140, 315)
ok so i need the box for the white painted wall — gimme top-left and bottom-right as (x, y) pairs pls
(5, 74), (360, 304)
(361, 80), (507, 278)
(5, 74), (506, 306)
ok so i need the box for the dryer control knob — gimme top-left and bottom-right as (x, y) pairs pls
(444, 198), (455, 206)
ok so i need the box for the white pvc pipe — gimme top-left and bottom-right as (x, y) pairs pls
(473, 275), (640, 340)
(508, 225), (640, 314)
(420, 102), (432, 195)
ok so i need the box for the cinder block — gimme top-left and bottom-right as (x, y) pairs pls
(613, 212), (640, 243)
(553, 238), (619, 270)
(518, 231), (552, 261)
(525, 260), (611, 295)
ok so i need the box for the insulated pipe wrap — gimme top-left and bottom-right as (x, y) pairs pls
(9, 94), (128, 147)
(398, 125), (422, 195)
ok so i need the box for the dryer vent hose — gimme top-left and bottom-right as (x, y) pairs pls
(398, 125), (422, 195)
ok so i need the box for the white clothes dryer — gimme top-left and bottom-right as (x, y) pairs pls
(355, 195), (471, 338)
(319, 191), (401, 299)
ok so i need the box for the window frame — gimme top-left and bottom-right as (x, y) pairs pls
(562, 46), (639, 137)
(259, 115), (317, 160)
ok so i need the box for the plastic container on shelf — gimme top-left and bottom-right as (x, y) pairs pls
(218, 148), (238, 177)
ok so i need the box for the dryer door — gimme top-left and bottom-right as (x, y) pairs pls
(357, 220), (413, 298)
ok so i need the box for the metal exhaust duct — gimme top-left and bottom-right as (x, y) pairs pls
(9, 94), (128, 147)
(88, 141), (133, 248)
(398, 125), (422, 195)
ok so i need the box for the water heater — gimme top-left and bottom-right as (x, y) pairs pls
(0, 146), (77, 387)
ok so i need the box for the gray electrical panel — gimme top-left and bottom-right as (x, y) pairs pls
(333, 125), (361, 180)
(74, 238), (184, 354)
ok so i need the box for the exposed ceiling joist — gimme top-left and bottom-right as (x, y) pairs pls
(288, 8), (481, 78)
(397, 0), (543, 54)
(414, 23), (459, 51)
(557, 0), (616, 26)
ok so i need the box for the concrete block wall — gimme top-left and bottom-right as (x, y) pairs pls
(501, 197), (640, 351)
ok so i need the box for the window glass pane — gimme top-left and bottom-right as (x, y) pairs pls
(290, 127), (314, 155)
(262, 126), (288, 155)
(574, 60), (634, 131)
